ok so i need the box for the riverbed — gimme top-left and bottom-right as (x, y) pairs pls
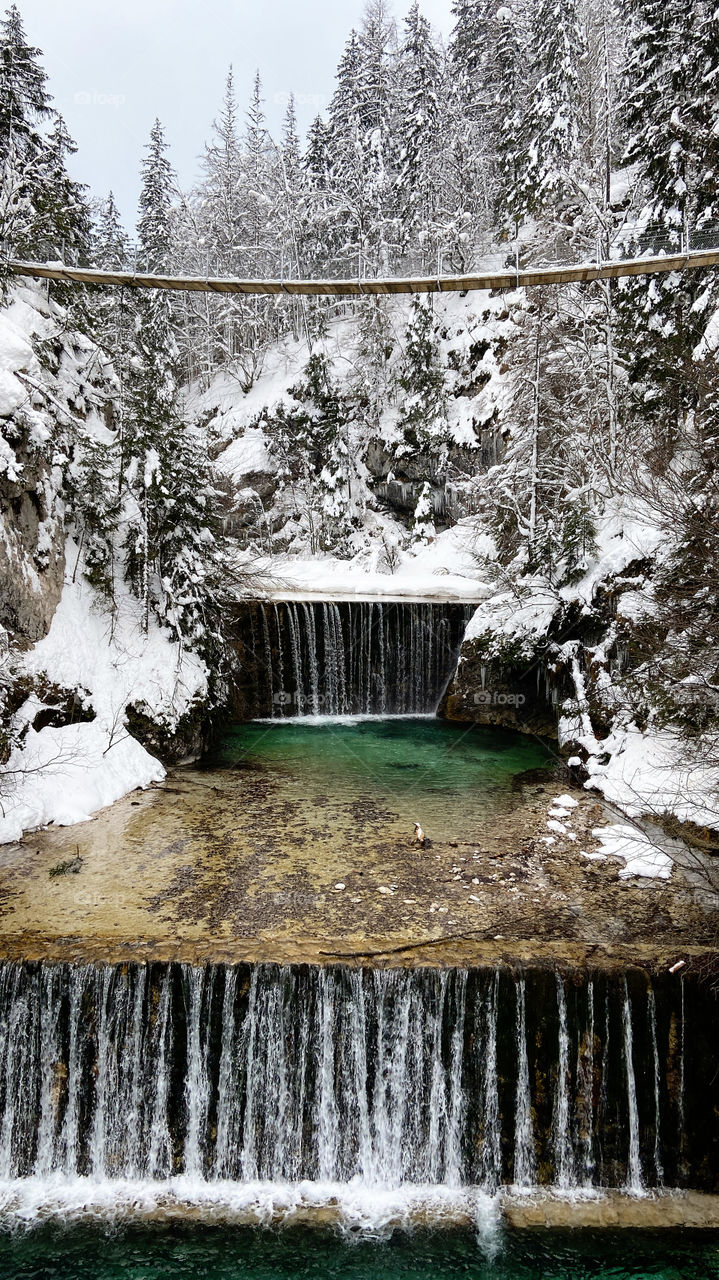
(0, 718), (715, 970)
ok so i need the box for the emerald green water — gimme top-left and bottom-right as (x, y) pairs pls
(209, 718), (555, 843)
(0, 1225), (716, 1279)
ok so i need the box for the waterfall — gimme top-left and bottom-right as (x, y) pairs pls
(480, 971), (501, 1191)
(184, 967), (213, 1179)
(261, 606), (274, 712)
(648, 983), (664, 1185)
(679, 973), (686, 1167)
(576, 979), (595, 1187)
(0, 962), (713, 1196)
(622, 978), (643, 1193)
(553, 974), (575, 1190)
(251, 601), (472, 717)
(513, 977), (536, 1188)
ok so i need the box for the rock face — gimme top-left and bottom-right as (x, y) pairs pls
(0, 443), (65, 643)
(439, 637), (564, 739)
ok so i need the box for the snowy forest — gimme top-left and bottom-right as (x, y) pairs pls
(0, 0), (718, 840)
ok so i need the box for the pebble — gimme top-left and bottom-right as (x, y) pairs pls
(334, 883), (345, 890)
(378, 886), (394, 895)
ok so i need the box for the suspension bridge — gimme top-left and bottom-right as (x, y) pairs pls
(6, 246), (719, 296)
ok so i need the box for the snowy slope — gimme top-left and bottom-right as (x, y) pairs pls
(0, 561), (207, 843)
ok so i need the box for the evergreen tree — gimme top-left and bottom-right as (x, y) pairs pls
(124, 121), (223, 647)
(396, 3), (442, 265)
(447, 0), (496, 252)
(486, 294), (600, 584)
(326, 30), (366, 274)
(413, 480), (436, 541)
(235, 72), (276, 384)
(0, 4), (50, 145)
(449, 0), (493, 122)
(492, 3), (529, 233)
(201, 66), (243, 271)
(34, 114), (91, 260)
(327, 5), (398, 276)
(302, 113), (336, 279)
(616, 0), (719, 447)
(394, 299), (449, 482)
(0, 6), (89, 273)
(275, 96), (304, 276)
(517, 0), (588, 228)
(241, 71), (274, 272)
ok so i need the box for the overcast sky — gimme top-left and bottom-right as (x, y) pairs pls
(19, 0), (455, 231)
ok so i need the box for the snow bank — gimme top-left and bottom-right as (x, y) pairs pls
(241, 520), (486, 601)
(0, 564), (208, 844)
(591, 824), (674, 880)
(584, 723), (719, 832)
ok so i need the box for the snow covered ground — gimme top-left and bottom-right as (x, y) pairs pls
(238, 520), (490, 602)
(0, 559), (207, 844)
(459, 491), (719, 866)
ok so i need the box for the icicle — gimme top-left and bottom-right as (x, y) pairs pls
(377, 603), (386, 714)
(61, 966), (89, 1176)
(286, 604), (302, 715)
(428, 970), (450, 1183)
(90, 966), (115, 1178)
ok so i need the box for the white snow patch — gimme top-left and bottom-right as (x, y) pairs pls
(592, 824), (673, 880)
(0, 562), (207, 843)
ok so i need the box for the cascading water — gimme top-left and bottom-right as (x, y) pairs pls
(513, 978), (535, 1189)
(234, 601), (473, 717)
(553, 974), (575, 1190)
(0, 961), (714, 1213)
(622, 978), (643, 1193)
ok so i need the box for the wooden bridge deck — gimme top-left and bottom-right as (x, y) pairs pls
(8, 247), (719, 296)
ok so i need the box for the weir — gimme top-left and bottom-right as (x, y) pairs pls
(0, 962), (716, 1198)
(3, 598), (719, 1242)
(231, 601), (473, 718)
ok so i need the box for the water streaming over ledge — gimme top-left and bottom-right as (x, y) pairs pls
(0, 961), (716, 1217)
(231, 602), (473, 717)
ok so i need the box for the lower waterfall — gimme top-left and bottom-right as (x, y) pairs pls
(232, 601), (473, 717)
(0, 961), (715, 1213)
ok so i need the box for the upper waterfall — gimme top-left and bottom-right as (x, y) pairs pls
(232, 601), (473, 718)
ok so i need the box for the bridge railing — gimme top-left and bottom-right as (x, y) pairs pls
(4, 218), (719, 286)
